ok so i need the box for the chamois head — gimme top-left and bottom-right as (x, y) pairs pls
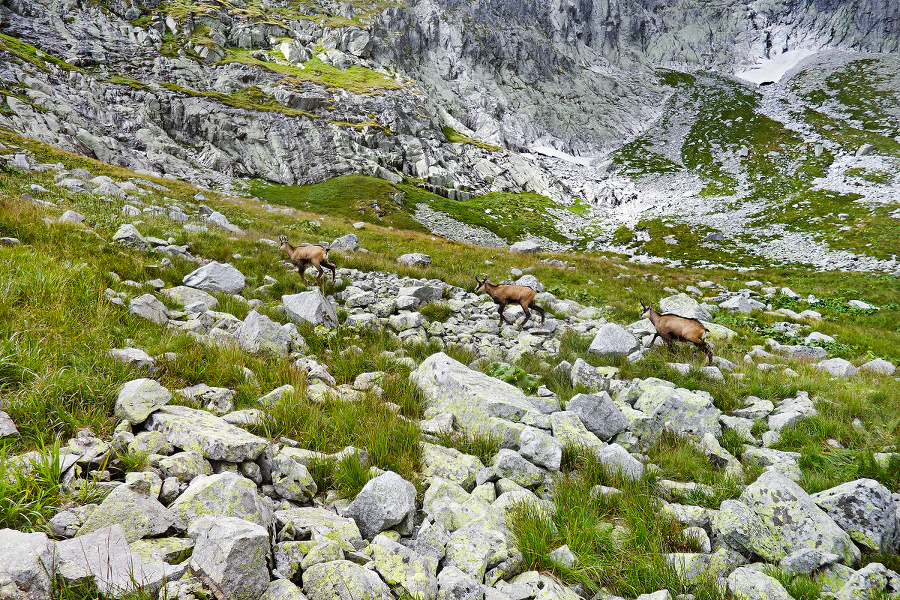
(640, 299), (652, 320)
(279, 235), (289, 250)
(474, 276), (488, 294)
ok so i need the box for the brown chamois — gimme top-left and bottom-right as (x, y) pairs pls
(475, 276), (546, 331)
(640, 299), (714, 366)
(279, 235), (336, 284)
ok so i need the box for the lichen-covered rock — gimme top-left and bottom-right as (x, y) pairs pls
(0, 529), (57, 600)
(78, 484), (175, 542)
(658, 293), (713, 321)
(778, 547), (840, 575)
(157, 450), (213, 482)
(548, 411), (605, 455)
(129, 537), (194, 565)
(634, 384), (722, 439)
(445, 518), (510, 582)
(57, 524), (182, 598)
(161, 286), (220, 311)
(129, 293), (169, 325)
(588, 323), (640, 357)
(740, 470), (861, 565)
(815, 358), (859, 378)
(260, 578), (308, 600)
(171, 472), (272, 530)
(517, 426), (562, 471)
(835, 563), (900, 600)
(400, 285), (443, 302)
(274, 507), (364, 551)
(283, 290), (338, 327)
(300, 538), (344, 569)
(712, 499), (785, 562)
(397, 252), (432, 267)
(509, 571), (581, 600)
(271, 449), (318, 502)
(565, 392), (628, 441)
(303, 560), (393, 600)
(726, 566), (793, 600)
(811, 479), (899, 553)
(182, 262), (246, 294)
(346, 470), (416, 538)
(115, 378), (172, 425)
(237, 310), (295, 355)
(367, 534), (439, 599)
(437, 565), (483, 600)
(188, 516), (269, 600)
(421, 442), (485, 491)
(144, 405), (269, 462)
(569, 358), (611, 392)
(492, 450), (545, 489)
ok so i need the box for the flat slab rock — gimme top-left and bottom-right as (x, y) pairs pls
(144, 405), (269, 462)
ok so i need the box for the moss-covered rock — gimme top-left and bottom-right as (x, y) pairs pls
(303, 560), (392, 600)
(170, 471), (272, 530)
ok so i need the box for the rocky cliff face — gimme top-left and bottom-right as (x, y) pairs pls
(1, 0), (898, 202)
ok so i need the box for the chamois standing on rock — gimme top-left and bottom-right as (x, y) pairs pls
(475, 276), (546, 331)
(640, 299), (714, 366)
(279, 235), (336, 284)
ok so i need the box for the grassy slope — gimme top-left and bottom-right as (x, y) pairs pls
(2, 128), (900, 594)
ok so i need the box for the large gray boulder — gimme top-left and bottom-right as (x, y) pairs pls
(740, 470), (861, 565)
(171, 471), (272, 530)
(633, 384), (722, 439)
(271, 449), (318, 502)
(815, 358), (859, 378)
(727, 566), (793, 600)
(330, 233), (359, 252)
(366, 534), (439, 599)
(237, 310), (294, 355)
(303, 560), (393, 600)
(346, 471), (417, 538)
(274, 508), (364, 550)
(859, 358), (897, 375)
(515, 274), (544, 292)
(411, 352), (539, 436)
(589, 323), (640, 357)
(77, 484), (175, 542)
(811, 479), (899, 552)
(397, 252), (432, 267)
(161, 286), (219, 311)
(129, 294), (169, 325)
(182, 262), (246, 294)
(260, 579), (307, 600)
(399, 285), (443, 303)
(112, 223), (148, 249)
(144, 405), (270, 462)
(658, 293), (712, 321)
(56, 525), (182, 598)
(835, 563), (900, 600)
(712, 499), (785, 562)
(510, 240), (541, 254)
(518, 426), (562, 471)
(566, 392), (628, 441)
(188, 516), (270, 600)
(115, 378), (172, 425)
(0, 529), (57, 600)
(492, 449), (545, 488)
(719, 295), (766, 313)
(282, 290), (338, 328)
(421, 443), (485, 491)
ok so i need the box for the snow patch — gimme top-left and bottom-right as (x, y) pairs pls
(735, 49), (818, 85)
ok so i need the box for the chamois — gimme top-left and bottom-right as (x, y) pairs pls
(279, 235), (336, 284)
(640, 299), (714, 366)
(475, 276), (546, 331)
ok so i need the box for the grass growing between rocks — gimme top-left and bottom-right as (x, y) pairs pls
(510, 449), (721, 597)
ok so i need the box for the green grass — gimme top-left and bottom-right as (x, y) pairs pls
(433, 430), (501, 466)
(612, 137), (682, 176)
(442, 126), (502, 152)
(510, 449), (721, 597)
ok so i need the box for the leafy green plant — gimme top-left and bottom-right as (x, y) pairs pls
(485, 362), (541, 393)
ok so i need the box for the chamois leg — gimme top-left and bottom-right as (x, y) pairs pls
(324, 260), (336, 282)
(530, 302), (546, 326)
(665, 338), (676, 354)
(517, 301), (531, 331)
(313, 264), (324, 284)
(497, 304), (508, 326)
(296, 263), (308, 283)
(648, 333), (659, 348)
(703, 342), (714, 366)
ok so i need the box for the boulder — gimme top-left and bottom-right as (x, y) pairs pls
(282, 290), (338, 327)
(510, 241), (541, 254)
(303, 560), (392, 600)
(719, 296), (766, 313)
(237, 310), (294, 355)
(329, 233), (359, 253)
(78, 485), (175, 542)
(144, 405), (269, 462)
(835, 563), (900, 600)
(811, 479), (899, 552)
(437, 565), (483, 600)
(589, 323), (640, 357)
(421, 442), (484, 491)
(129, 293), (169, 325)
(398, 253), (432, 267)
(260, 579), (308, 600)
(634, 384), (721, 439)
(271, 449), (318, 502)
(109, 347), (155, 369)
(346, 471), (417, 538)
(514, 275), (543, 292)
(171, 471), (272, 530)
(740, 470), (860, 565)
(115, 378), (172, 425)
(712, 499), (785, 562)
(158, 451), (213, 482)
(658, 293), (712, 321)
(182, 262), (246, 294)
(859, 358), (896, 375)
(367, 535), (439, 599)
(0, 529), (56, 600)
(518, 426), (562, 471)
(188, 516), (270, 600)
(57, 525), (181, 598)
(566, 392), (628, 441)
(815, 358), (859, 378)
(492, 449), (545, 488)
(113, 224), (148, 249)
(726, 566), (793, 600)
(399, 285), (444, 303)
(569, 358), (611, 392)
(59, 209), (85, 224)
(161, 286), (219, 311)
(274, 507), (363, 550)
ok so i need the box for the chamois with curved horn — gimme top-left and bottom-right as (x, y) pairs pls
(475, 276), (546, 331)
(279, 235), (336, 284)
(640, 299), (714, 365)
